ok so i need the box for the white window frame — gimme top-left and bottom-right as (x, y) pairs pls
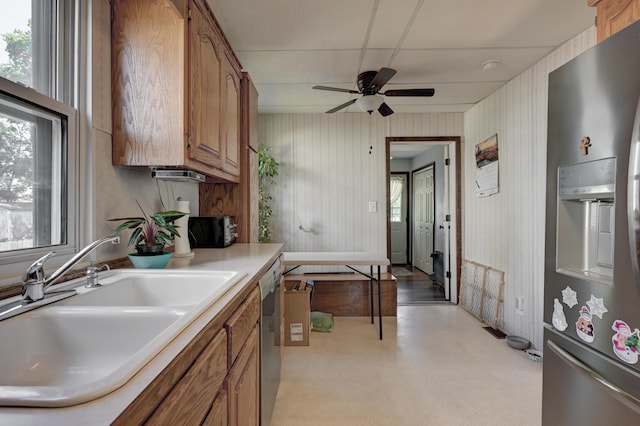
(0, 0), (80, 283)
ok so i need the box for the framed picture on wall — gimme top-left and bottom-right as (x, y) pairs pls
(475, 134), (499, 197)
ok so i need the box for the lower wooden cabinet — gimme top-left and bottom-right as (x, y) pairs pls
(226, 326), (260, 426)
(203, 391), (228, 426)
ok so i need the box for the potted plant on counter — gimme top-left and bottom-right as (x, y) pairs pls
(109, 201), (186, 268)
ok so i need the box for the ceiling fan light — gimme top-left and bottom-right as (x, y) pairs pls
(356, 95), (384, 114)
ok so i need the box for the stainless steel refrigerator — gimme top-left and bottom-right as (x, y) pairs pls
(544, 21), (640, 424)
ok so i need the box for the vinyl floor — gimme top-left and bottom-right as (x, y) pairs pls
(270, 305), (542, 426)
(394, 265), (447, 304)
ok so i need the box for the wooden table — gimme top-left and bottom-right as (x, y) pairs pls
(282, 252), (390, 339)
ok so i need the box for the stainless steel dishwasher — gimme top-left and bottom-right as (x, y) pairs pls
(259, 257), (282, 426)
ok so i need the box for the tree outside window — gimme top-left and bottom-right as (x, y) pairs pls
(0, 21), (34, 248)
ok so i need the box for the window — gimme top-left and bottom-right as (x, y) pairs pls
(390, 175), (405, 223)
(0, 1), (77, 261)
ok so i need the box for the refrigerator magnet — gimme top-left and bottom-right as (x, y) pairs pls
(552, 298), (568, 331)
(611, 320), (640, 364)
(586, 294), (608, 319)
(561, 286), (578, 308)
(576, 306), (595, 343)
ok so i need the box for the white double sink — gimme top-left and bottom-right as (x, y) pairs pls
(0, 269), (246, 407)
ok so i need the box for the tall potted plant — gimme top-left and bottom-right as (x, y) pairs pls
(258, 144), (279, 243)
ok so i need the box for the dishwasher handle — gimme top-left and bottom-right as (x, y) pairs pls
(547, 340), (640, 414)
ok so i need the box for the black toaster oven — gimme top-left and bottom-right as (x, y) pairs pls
(188, 216), (236, 248)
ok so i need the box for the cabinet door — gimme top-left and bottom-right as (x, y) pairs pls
(112, 0), (185, 167)
(590, 0), (640, 41)
(146, 328), (228, 424)
(225, 287), (260, 365)
(188, 0), (223, 170)
(226, 325), (260, 426)
(222, 50), (241, 176)
(202, 391), (228, 426)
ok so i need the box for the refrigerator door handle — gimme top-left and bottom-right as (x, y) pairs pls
(627, 98), (640, 289)
(547, 340), (640, 414)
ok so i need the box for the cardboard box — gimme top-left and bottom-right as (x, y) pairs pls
(283, 280), (313, 346)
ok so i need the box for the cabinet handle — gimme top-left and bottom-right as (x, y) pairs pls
(547, 340), (640, 413)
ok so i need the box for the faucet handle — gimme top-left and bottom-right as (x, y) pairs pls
(23, 251), (56, 284)
(85, 264), (110, 288)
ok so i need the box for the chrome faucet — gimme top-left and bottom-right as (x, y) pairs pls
(22, 236), (120, 302)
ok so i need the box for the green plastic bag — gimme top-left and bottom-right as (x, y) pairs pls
(311, 311), (334, 332)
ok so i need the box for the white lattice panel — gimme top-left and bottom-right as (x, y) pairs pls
(460, 260), (504, 330)
(482, 268), (505, 329)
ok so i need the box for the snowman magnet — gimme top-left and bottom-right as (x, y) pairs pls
(611, 320), (640, 365)
(552, 298), (568, 331)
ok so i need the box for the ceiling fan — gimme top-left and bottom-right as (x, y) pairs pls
(312, 67), (435, 116)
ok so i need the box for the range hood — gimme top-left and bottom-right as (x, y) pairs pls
(151, 169), (205, 183)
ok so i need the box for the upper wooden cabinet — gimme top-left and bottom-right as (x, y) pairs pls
(112, 0), (242, 182)
(589, 0), (640, 42)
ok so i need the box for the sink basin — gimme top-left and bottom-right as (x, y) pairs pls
(0, 268), (246, 407)
(60, 269), (243, 307)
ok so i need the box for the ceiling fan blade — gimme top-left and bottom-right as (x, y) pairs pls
(326, 98), (357, 113)
(368, 68), (397, 91)
(382, 88), (435, 97)
(378, 102), (394, 117)
(313, 85), (359, 94)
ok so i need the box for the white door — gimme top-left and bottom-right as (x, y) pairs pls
(413, 167), (434, 274)
(390, 174), (408, 264)
(442, 146), (451, 300)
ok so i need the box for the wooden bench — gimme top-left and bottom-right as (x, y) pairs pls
(283, 272), (397, 317)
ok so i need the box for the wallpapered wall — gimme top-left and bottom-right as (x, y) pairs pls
(260, 26), (596, 349)
(258, 113), (463, 274)
(464, 26), (596, 349)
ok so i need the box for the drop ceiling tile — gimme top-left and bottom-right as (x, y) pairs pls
(237, 50), (361, 85)
(207, 0), (374, 50)
(389, 47), (553, 83)
(367, 0), (420, 49)
(403, 0), (594, 48)
(360, 49), (396, 72)
(255, 83), (357, 106)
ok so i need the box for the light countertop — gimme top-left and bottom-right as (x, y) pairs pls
(0, 243), (283, 425)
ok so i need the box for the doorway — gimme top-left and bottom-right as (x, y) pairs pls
(385, 137), (462, 304)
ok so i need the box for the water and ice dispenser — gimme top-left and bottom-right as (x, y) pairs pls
(556, 158), (616, 285)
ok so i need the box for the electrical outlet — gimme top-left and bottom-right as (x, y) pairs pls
(516, 297), (524, 311)
(368, 201), (377, 213)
